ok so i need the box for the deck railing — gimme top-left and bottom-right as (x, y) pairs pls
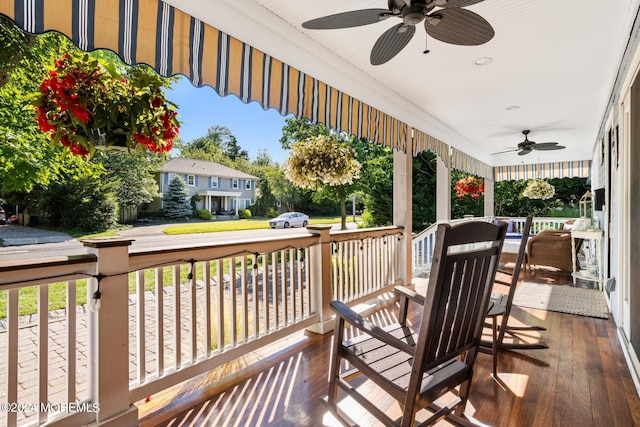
(0, 225), (404, 426)
(411, 216), (574, 276)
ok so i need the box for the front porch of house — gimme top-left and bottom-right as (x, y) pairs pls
(1, 217), (638, 426)
(136, 269), (640, 427)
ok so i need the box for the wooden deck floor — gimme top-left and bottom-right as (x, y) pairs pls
(137, 266), (640, 427)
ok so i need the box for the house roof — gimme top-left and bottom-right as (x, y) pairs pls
(161, 158), (259, 180)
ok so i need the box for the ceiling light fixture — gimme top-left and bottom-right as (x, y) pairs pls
(473, 57), (493, 66)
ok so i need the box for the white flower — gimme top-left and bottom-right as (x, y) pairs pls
(284, 135), (361, 189)
(523, 179), (555, 200)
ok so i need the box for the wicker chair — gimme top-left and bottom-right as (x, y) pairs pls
(526, 228), (573, 271)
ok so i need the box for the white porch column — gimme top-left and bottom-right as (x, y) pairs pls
(436, 154), (451, 222)
(484, 178), (495, 217)
(82, 239), (138, 426)
(393, 141), (413, 286)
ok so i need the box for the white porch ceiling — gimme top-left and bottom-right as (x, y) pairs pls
(165, 0), (640, 167)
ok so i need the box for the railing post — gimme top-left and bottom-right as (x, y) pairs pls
(306, 225), (334, 334)
(82, 239), (138, 426)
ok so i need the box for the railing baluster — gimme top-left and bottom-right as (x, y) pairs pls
(262, 254), (269, 335)
(156, 267), (165, 376)
(190, 262), (197, 362)
(216, 259), (224, 352)
(289, 249), (296, 323)
(272, 253), (279, 330)
(67, 280), (77, 404)
(204, 262), (211, 357)
(38, 284), (48, 424)
(173, 265), (181, 368)
(136, 270), (146, 383)
(230, 258), (237, 347)
(241, 256), (249, 342)
(6, 288), (19, 427)
(252, 254), (259, 339)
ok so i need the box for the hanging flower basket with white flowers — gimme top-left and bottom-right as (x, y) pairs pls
(522, 179), (555, 200)
(284, 135), (361, 188)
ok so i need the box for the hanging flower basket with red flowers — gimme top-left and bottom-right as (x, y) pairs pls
(455, 176), (485, 199)
(33, 52), (179, 156)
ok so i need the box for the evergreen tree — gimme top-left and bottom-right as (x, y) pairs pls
(164, 176), (192, 220)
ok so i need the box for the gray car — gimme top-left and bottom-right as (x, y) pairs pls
(269, 212), (309, 229)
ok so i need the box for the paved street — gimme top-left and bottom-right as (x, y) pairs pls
(0, 221), (357, 261)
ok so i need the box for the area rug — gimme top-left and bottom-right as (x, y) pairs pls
(512, 282), (609, 319)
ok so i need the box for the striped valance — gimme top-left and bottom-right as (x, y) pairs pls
(412, 129), (449, 165)
(1, 0), (415, 152)
(494, 160), (591, 182)
(451, 148), (493, 180)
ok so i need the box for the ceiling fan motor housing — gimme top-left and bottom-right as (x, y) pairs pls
(403, 5), (427, 25)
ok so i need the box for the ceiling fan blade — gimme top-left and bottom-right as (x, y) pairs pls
(302, 9), (391, 30)
(532, 144), (566, 151)
(424, 8), (494, 46)
(440, 0), (486, 7)
(491, 148), (518, 155)
(518, 149), (533, 156)
(370, 24), (416, 65)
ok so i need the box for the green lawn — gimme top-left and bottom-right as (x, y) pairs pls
(163, 216), (360, 235)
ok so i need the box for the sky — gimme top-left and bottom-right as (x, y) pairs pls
(166, 76), (290, 163)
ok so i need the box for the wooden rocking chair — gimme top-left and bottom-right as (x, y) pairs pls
(327, 221), (507, 427)
(484, 216), (548, 354)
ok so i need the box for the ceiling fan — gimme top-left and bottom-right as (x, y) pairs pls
(492, 130), (566, 156)
(301, 0), (494, 65)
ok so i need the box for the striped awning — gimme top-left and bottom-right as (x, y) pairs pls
(451, 148), (493, 180)
(2, 0), (423, 154)
(494, 161), (591, 182)
(2, 0), (502, 177)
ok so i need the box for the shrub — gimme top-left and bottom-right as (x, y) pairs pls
(238, 209), (252, 219)
(37, 176), (118, 232)
(267, 208), (280, 218)
(196, 209), (213, 220)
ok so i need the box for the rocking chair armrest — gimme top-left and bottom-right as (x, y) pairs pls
(330, 300), (416, 355)
(395, 285), (426, 306)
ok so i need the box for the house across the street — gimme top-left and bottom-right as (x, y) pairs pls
(151, 158), (258, 215)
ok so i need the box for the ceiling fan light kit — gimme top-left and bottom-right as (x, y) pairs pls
(301, 0), (495, 65)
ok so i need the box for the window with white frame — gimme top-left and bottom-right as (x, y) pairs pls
(232, 179), (239, 189)
(186, 175), (195, 187)
(210, 176), (219, 188)
(239, 199), (252, 209)
(245, 180), (252, 190)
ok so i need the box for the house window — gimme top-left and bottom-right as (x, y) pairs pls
(245, 180), (252, 190)
(239, 199), (252, 209)
(186, 175), (195, 187)
(232, 179), (239, 189)
(210, 176), (219, 188)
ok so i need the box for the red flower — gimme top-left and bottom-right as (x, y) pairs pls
(35, 52), (180, 156)
(455, 176), (484, 199)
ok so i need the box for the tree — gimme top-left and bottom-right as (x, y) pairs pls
(97, 150), (162, 212)
(284, 135), (361, 230)
(279, 117), (329, 150)
(176, 125), (241, 166)
(222, 135), (249, 161)
(164, 176), (192, 220)
(37, 176), (118, 232)
(266, 168), (305, 212)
